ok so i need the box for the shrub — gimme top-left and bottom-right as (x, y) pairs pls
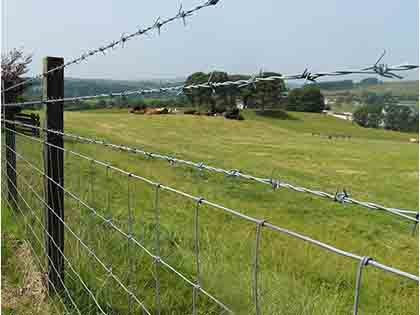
(224, 108), (244, 120)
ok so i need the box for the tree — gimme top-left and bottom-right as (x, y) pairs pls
(254, 72), (285, 111)
(1, 48), (33, 107)
(353, 103), (418, 132)
(359, 77), (381, 86)
(184, 72), (210, 110)
(382, 105), (418, 132)
(184, 71), (232, 112)
(353, 104), (383, 128)
(287, 85), (325, 113)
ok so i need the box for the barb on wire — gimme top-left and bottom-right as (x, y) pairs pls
(1, 0), (221, 95)
(3, 119), (417, 224)
(2, 127), (418, 284)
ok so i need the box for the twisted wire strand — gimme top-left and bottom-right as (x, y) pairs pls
(3, 119), (418, 223)
(1, 173), (80, 315)
(1, 0), (221, 96)
(3, 55), (419, 108)
(3, 129), (418, 283)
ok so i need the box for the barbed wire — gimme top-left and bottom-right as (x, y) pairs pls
(1, 0), (221, 95)
(2, 51), (419, 108)
(3, 127), (418, 285)
(3, 119), (418, 224)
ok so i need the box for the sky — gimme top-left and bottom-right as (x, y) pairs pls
(2, 0), (419, 81)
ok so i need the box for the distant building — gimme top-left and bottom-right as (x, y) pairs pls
(322, 110), (353, 121)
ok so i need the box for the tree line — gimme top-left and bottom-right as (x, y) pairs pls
(184, 71), (326, 113)
(353, 103), (419, 132)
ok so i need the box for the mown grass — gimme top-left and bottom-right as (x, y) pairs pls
(2, 108), (418, 314)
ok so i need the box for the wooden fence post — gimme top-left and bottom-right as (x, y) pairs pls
(4, 106), (18, 211)
(43, 56), (65, 294)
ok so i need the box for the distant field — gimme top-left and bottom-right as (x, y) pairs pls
(322, 80), (419, 99)
(3, 108), (418, 314)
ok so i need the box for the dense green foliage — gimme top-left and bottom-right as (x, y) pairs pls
(286, 85), (325, 112)
(316, 80), (354, 90)
(354, 104), (419, 132)
(359, 77), (382, 86)
(184, 71), (286, 112)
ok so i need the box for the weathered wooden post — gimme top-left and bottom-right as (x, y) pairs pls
(3, 80), (19, 212)
(43, 56), (65, 294)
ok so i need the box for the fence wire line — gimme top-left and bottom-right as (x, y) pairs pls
(3, 118), (418, 224)
(3, 128), (418, 284)
(3, 51), (419, 108)
(1, 167), (109, 315)
(1, 167), (81, 315)
(1, 0), (220, 95)
(2, 139), (233, 313)
(3, 155), (153, 314)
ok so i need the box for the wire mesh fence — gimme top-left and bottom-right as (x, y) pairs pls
(1, 0), (419, 313)
(1, 118), (418, 314)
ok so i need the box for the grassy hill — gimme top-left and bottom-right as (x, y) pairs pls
(321, 80), (419, 113)
(3, 108), (418, 314)
(322, 80), (419, 99)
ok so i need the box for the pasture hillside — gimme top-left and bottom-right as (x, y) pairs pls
(3, 108), (418, 314)
(322, 80), (419, 99)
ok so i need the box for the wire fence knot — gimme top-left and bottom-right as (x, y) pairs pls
(360, 256), (372, 266)
(228, 169), (240, 177)
(335, 189), (349, 203)
(257, 219), (266, 227)
(270, 178), (280, 190)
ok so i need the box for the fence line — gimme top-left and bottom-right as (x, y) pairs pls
(4, 162), (153, 314)
(1, 168), (82, 315)
(2, 0), (418, 311)
(3, 51), (419, 108)
(3, 119), (418, 225)
(2, 132), (233, 313)
(2, 121), (418, 314)
(3, 126), (418, 283)
(1, 0), (221, 95)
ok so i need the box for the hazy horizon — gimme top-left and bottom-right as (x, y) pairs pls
(2, 0), (419, 82)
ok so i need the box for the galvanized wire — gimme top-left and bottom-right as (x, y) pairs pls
(253, 220), (265, 315)
(353, 256), (372, 315)
(1, 171), (81, 315)
(3, 128), (418, 285)
(3, 52), (419, 108)
(2, 163), (110, 315)
(127, 174), (134, 315)
(4, 119), (417, 223)
(1, 0), (221, 95)
(3, 155), (153, 315)
(3, 132), (233, 313)
(154, 184), (162, 315)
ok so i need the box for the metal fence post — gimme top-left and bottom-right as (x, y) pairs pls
(43, 56), (65, 294)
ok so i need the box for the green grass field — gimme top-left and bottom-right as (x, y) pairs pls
(2, 108), (418, 314)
